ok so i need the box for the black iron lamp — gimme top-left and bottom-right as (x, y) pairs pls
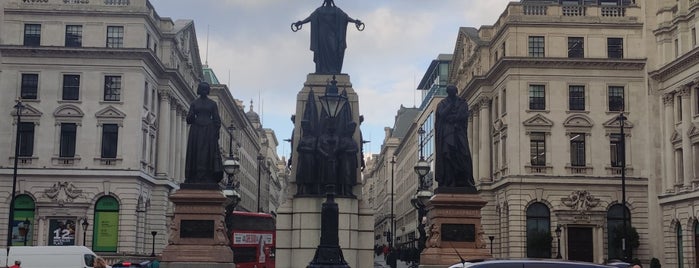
(81, 218), (89, 246)
(21, 218), (30, 246)
(411, 126), (433, 258)
(488, 236), (494, 255)
(555, 224), (562, 259)
(319, 76), (347, 119)
(6, 101), (25, 254)
(150, 231), (157, 257)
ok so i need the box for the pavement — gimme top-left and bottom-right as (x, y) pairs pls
(373, 253), (414, 268)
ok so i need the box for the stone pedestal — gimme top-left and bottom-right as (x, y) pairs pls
(276, 74), (374, 268)
(419, 193), (491, 267)
(160, 188), (235, 268)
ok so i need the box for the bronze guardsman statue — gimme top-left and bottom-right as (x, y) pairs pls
(292, 0), (364, 74)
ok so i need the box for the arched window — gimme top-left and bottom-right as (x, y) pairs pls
(607, 204), (630, 260)
(12, 195), (35, 246)
(526, 202), (551, 258)
(694, 220), (699, 268)
(678, 223), (684, 268)
(93, 196), (119, 252)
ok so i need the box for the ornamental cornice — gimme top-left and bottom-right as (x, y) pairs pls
(463, 57), (646, 98)
(678, 85), (692, 97)
(649, 46), (699, 82)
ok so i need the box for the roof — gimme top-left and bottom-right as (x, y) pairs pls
(202, 65), (220, 84)
(417, 54), (453, 90)
(392, 106), (419, 138)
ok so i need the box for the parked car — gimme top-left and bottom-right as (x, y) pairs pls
(606, 260), (631, 268)
(449, 259), (620, 268)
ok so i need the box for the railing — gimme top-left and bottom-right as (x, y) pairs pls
(63, 0), (89, 4)
(104, 0), (129, 5)
(22, 0), (49, 3)
(524, 5), (548, 15)
(601, 6), (626, 17)
(563, 6), (586, 16)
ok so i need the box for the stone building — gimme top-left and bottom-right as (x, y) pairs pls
(0, 0), (280, 257)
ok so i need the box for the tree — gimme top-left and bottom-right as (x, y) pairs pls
(609, 225), (640, 259)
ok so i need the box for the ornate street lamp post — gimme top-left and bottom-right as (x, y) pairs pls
(81, 218), (89, 246)
(21, 219), (30, 246)
(6, 102), (24, 253)
(308, 76), (349, 268)
(488, 236), (494, 255)
(150, 231), (157, 257)
(411, 126), (432, 259)
(555, 224), (562, 259)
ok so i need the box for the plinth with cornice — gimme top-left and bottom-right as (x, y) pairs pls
(419, 192), (491, 267)
(160, 186), (235, 268)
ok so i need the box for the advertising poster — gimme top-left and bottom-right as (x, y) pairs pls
(93, 211), (119, 252)
(48, 219), (76, 246)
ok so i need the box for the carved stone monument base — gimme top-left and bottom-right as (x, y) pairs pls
(419, 193), (491, 267)
(160, 188), (234, 268)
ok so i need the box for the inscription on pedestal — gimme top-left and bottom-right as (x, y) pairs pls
(442, 224), (475, 242)
(180, 220), (214, 238)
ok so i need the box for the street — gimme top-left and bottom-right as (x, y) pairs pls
(373, 253), (415, 268)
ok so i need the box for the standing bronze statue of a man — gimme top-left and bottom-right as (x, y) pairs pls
(435, 85), (475, 192)
(292, 0), (364, 74)
(184, 82), (224, 185)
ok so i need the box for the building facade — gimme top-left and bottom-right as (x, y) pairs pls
(0, 0), (281, 257)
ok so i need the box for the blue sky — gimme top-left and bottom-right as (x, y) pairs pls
(149, 0), (512, 158)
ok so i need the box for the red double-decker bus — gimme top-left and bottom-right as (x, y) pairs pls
(229, 211), (276, 268)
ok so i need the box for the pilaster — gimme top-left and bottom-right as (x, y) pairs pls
(157, 90), (172, 177)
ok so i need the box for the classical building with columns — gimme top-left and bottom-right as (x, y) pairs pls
(0, 0), (281, 257)
(373, 0), (699, 265)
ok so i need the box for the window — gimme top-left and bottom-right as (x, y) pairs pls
(143, 81), (149, 108)
(10, 195), (35, 246)
(526, 203), (551, 258)
(23, 24), (41, 46)
(104, 76), (122, 101)
(101, 124), (118, 158)
(610, 133), (624, 167)
(528, 36), (545, 57)
(21, 74), (39, 100)
(106, 26), (124, 48)
(607, 38), (623, 59)
(675, 38), (679, 58)
(501, 89), (507, 114)
(146, 33), (151, 49)
(62, 75), (80, 101)
(65, 25), (82, 47)
(569, 85), (585, 111)
(692, 28), (697, 47)
(59, 123), (77, 157)
(18, 122), (35, 157)
(568, 37), (584, 58)
(570, 133), (586, 166)
(530, 132), (546, 166)
(607, 204), (631, 260)
(529, 85), (546, 110)
(677, 223), (684, 268)
(608, 86), (624, 111)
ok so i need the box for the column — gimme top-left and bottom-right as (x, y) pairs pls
(680, 87), (693, 188)
(168, 100), (178, 179)
(478, 97), (491, 181)
(173, 107), (182, 182)
(156, 90), (171, 176)
(180, 115), (187, 182)
(467, 115), (474, 158)
(663, 93), (676, 191)
(472, 106), (480, 181)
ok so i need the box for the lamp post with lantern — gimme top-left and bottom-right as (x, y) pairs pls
(308, 75), (350, 268)
(6, 102), (25, 253)
(81, 218), (89, 246)
(411, 126), (432, 257)
(555, 224), (562, 259)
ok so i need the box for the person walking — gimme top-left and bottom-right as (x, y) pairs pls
(9, 260), (21, 268)
(94, 257), (110, 268)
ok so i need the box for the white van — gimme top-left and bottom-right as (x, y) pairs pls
(7, 246), (96, 268)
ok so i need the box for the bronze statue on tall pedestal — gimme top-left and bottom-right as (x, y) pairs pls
(292, 0), (364, 74)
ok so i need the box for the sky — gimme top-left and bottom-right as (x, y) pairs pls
(149, 0), (512, 158)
